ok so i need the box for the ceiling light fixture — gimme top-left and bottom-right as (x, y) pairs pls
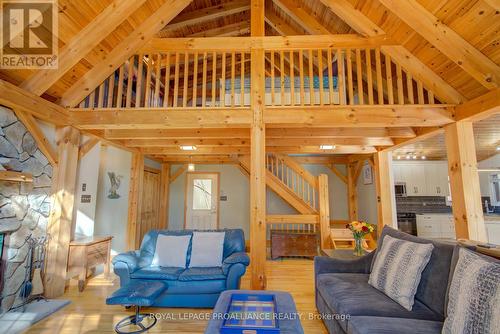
(320, 145), (336, 150)
(496, 146), (500, 151)
(180, 145), (197, 151)
(421, 156), (427, 160)
(188, 163), (195, 171)
(396, 155), (401, 160)
(406, 155), (411, 160)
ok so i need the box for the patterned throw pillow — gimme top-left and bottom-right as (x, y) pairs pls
(442, 248), (500, 334)
(368, 235), (434, 310)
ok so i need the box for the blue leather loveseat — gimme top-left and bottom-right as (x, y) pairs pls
(112, 228), (249, 308)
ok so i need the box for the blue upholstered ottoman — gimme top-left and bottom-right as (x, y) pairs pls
(205, 290), (304, 334)
(106, 280), (167, 334)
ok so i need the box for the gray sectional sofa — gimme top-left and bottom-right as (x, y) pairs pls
(314, 225), (487, 334)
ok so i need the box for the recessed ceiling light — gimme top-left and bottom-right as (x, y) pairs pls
(412, 155), (417, 160)
(421, 156), (426, 160)
(406, 155), (411, 160)
(188, 163), (195, 171)
(396, 155), (401, 160)
(320, 145), (336, 150)
(180, 145), (197, 151)
(496, 146), (500, 151)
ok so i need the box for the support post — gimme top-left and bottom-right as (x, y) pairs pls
(318, 174), (331, 249)
(347, 163), (358, 221)
(249, 0), (266, 290)
(44, 126), (80, 298)
(374, 151), (397, 234)
(127, 152), (144, 250)
(444, 122), (487, 242)
(159, 163), (170, 229)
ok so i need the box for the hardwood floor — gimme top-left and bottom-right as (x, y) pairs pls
(26, 259), (327, 333)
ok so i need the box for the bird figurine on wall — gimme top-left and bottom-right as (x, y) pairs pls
(107, 172), (123, 199)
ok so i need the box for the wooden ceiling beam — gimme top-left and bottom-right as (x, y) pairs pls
(157, 155), (241, 163)
(272, 0), (330, 35)
(0, 79), (70, 125)
(121, 137), (393, 147)
(378, 0), (500, 89)
(454, 88), (500, 122)
(264, 105), (455, 128)
(69, 108), (252, 129)
(103, 127), (414, 139)
(158, 0), (250, 36)
(318, 0), (466, 104)
(268, 145), (377, 154)
(140, 145), (377, 155)
(188, 21), (250, 38)
(264, 7), (299, 36)
(292, 156), (349, 164)
(20, 0), (146, 96)
(141, 35), (393, 52)
(68, 105), (453, 129)
(60, 0), (194, 108)
(141, 146), (250, 155)
(104, 128), (250, 139)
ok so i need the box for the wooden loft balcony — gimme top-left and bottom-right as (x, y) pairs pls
(70, 35), (452, 116)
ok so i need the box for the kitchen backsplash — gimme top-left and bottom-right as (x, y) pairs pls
(396, 196), (452, 214)
(396, 196), (500, 214)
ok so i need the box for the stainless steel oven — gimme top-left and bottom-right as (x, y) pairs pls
(395, 182), (407, 197)
(397, 212), (417, 236)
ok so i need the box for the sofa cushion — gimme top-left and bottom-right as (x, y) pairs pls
(189, 232), (225, 267)
(347, 316), (443, 334)
(317, 273), (442, 331)
(151, 234), (191, 268)
(178, 267), (226, 281)
(442, 247), (500, 334)
(372, 226), (455, 317)
(130, 267), (184, 280)
(369, 235), (434, 310)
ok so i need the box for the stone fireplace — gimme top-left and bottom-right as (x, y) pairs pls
(0, 106), (53, 313)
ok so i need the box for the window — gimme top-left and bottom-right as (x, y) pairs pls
(192, 179), (212, 210)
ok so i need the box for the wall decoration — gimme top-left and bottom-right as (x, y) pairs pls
(107, 172), (123, 199)
(362, 164), (373, 185)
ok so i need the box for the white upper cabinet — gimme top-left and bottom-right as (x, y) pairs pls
(394, 161), (450, 197)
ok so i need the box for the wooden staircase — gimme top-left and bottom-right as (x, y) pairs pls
(238, 153), (330, 249)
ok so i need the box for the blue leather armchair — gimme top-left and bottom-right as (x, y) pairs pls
(112, 229), (250, 308)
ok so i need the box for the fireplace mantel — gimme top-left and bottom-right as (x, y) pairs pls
(0, 171), (33, 183)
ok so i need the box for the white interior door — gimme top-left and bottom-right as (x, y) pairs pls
(185, 173), (219, 230)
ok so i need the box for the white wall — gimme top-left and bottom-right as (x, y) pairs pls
(73, 139), (101, 238)
(357, 161), (378, 225)
(478, 154), (500, 200)
(168, 165), (251, 237)
(167, 163), (350, 238)
(93, 145), (132, 254)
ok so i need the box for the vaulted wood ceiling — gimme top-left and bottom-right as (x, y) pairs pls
(1, 0), (498, 103)
(0, 0), (498, 161)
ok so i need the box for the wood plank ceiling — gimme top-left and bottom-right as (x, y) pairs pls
(0, 0), (499, 161)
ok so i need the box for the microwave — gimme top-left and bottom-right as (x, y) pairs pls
(395, 182), (407, 197)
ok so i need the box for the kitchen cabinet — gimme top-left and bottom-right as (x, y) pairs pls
(416, 214), (455, 239)
(394, 161), (450, 197)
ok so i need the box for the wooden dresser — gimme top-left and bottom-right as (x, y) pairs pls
(271, 230), (318, 259)
(67, 236), (112, 292)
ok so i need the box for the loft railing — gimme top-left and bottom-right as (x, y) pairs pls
(75, 41), (442, 109)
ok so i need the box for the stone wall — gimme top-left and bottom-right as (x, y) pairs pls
(0, 106), (53, 313)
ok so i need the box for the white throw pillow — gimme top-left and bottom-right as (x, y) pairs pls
(368, 235), (434, 310)
(188, 232), (226, 268)
(151, 234), (191, 268)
